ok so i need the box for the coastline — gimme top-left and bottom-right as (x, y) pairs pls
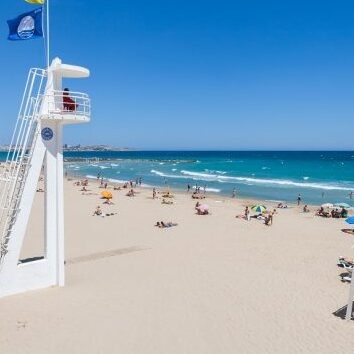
(1, 173), (353, 353)
(74, 171), (346, 210)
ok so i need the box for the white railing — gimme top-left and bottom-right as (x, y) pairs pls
(42, 90), (90, 119)
(0, 68), (46, 263)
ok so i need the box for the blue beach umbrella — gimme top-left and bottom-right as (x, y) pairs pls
(345, 216), (354, 225)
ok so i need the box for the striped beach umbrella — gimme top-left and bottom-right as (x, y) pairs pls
(251, 205), (266, 213)
(334, 202), (351, 209)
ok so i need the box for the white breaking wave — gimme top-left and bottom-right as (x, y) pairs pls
(99, 165), (109, 169)
(180, 170), (353, 191)
(205, 169), (227, 175)
(192, 187), (220, 193)
(150, 169), (189, 179)
(110, 163), (119, 167)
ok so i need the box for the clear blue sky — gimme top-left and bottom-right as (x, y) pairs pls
(0, 0), (354, 150)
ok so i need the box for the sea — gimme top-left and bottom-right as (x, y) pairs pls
(1, 150), (354, 205)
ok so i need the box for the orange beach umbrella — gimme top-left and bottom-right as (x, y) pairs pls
(101, 190), (113, 199)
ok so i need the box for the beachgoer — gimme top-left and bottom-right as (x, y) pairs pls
(126, 189), (135, 197)
(265, 214), (273, 226)
(231, 188), (236, 198)
(187, 184), (191, 193)
(92, 206), (102, 216)
(244, 206), (250, 220)
(153, 188), (157, 199)
(303, 205), (310, 213)
(297, 194), (301, 206)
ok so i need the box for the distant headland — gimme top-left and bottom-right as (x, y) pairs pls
(0, 144), (134, 152)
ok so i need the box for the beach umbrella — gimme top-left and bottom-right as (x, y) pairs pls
(101, 190), (112, 199)
(251, 205), (266, 213)
(321, 203), (333, 208)
(334, 202), (351, 209)
(345, 216), (354, 225)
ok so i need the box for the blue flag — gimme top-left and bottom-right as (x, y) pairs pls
(7, 8), (43, 41)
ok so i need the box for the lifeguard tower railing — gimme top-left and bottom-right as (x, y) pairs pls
(41, 90), (91, 121)
(0, 70), (90, 266)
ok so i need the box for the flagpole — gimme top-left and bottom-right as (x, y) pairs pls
(46, 0), (50, 69)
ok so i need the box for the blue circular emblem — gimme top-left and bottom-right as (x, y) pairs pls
(41, 127), (54, 141)
(17, 16), (35, 40)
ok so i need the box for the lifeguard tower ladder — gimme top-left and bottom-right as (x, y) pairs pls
(0, 58), (90, 298)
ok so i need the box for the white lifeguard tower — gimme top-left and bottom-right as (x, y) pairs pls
(0, 57), (90, 297)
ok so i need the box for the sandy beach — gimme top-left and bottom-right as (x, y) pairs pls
(1, 177), (354, 353)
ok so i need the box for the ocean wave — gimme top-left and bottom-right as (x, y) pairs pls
(110, 163), (119, 167)
(150, 169), (189, 179)
(99, 165), (109, 169)
(205, 169), (227, 174)
(180, 170), (353, 191)
(303, 176), (309, 180)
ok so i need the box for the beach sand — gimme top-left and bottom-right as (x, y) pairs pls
(1, 178), (354, 353)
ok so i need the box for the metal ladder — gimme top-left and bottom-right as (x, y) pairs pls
(0, 68), (47, 265)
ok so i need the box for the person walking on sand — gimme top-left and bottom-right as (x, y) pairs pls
(153, 188), (156, 199)
(187, 184), (191, 193)
(297, 194), (301, 206)
(244, 206), (250, 221)
(232, 188), (236, 198)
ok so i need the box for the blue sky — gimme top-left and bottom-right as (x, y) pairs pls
(0, 0), (354, 150)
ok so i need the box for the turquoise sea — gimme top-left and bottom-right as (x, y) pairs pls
(1, 151), (354, 205)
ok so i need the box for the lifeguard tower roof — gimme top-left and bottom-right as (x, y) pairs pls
(49, 57), (90, 78)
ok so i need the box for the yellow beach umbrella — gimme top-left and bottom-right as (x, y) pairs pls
(101, 190), (113, 199)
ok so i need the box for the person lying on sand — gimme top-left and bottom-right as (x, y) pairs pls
(113, 185), (121, 190)
(155, 221), (178, 228)
(162, 198), (173, 205)
(103, 199), (114, 205)
(80, 186), (88, 192)
(36, 188), (44, 192)
(235, 214), (246, 219)
(162, 191), (174, 198)
(191, 192), (205, 199)
(277, 203), (288, 209)
(338, 257), (354, 268)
